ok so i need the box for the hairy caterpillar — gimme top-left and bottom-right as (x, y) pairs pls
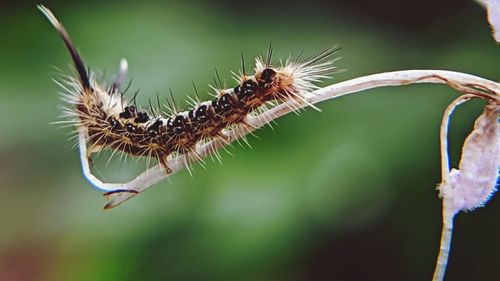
(39, 5), (338, 206)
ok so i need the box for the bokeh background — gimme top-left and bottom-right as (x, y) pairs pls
(0, 0), (499, 280)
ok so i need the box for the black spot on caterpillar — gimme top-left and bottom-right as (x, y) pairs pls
(39, 5), (339, 176)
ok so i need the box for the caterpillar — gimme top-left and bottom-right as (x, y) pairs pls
(39, 5), (339, 206)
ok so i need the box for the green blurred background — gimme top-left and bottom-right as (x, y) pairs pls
(0, 0), (498, 280)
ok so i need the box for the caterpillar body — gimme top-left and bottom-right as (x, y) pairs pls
(39, 5), (338, 203)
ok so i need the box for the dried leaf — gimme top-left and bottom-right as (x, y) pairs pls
(487, 0), (500, 42)
(440, 104), (500, 214)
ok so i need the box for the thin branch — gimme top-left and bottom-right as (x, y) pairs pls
(439, 94), (477, 181)
(433, 94), (478, 281)
(432, 203), (455, 281)
(80, 69), (499, 209)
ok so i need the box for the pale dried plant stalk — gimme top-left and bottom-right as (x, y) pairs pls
(84, 70), (499, 208)
(73, 68), (499, 281)
(434, 100), (500, 281)
(433, 94), (477, 281)
(78, 69), (498, 281)
(439, 95), (477, 179)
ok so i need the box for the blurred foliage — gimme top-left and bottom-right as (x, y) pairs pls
(0, 0), (499, 280)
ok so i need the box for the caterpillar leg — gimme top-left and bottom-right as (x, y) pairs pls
(154, 155), (172, 174)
